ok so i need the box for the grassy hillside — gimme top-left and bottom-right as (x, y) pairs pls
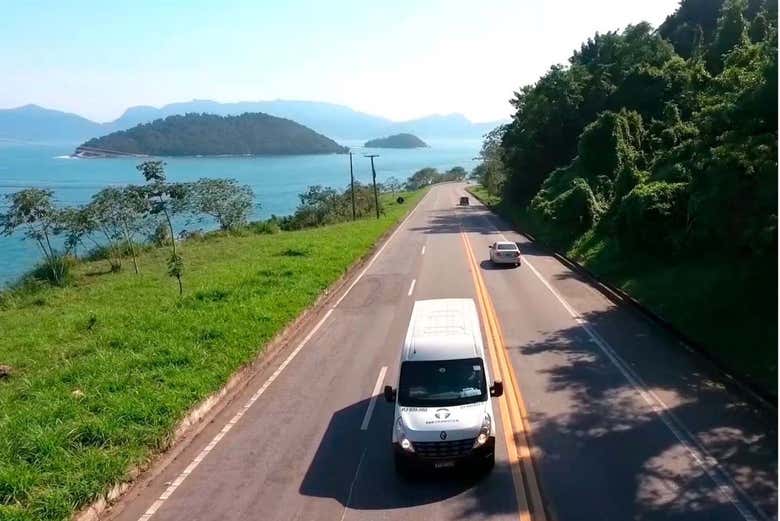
(469, 184), (776, 397)
(0, 191), (422, 521)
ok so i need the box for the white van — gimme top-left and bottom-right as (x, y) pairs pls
(384, 298), (503, 475)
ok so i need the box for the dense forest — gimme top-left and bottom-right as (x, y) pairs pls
(78, 113), (348, 156)
(364, 133), (428, 148)
(476, 0), (777, 394)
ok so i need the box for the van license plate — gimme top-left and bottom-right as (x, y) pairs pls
(435, 461), (455, 469)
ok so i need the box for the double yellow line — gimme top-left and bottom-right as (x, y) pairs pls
(460, 230), (547, 521)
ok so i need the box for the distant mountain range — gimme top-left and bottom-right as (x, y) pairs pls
(0, 104), (103, 143)
(0, 100), (506, 144)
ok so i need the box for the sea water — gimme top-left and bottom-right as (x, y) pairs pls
(0, 138), (480, 285)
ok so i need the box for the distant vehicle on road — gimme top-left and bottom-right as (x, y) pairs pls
(489, 241), (520, 267)
(459, 196), (470, 206)
(384, 298), (503, 476)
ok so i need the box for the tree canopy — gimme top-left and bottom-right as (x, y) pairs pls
(485, 0), (777, 390)
(78, 112), (348, 157)
(364, 133), (428, 148)
(495, 0), (776, 259)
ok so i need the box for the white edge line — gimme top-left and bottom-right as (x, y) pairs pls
(476, 212), (765, 521)
(138, 307), (334, 521)
(137, 189), (432, 520)
(407, 279), (416, 297)
(360, 366), (388, 430)
(333, 189), (430, 307)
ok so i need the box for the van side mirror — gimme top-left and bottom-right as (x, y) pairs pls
(490, 381), (504, 397)
(384, 385), (396, 403)
(489, 244), (494, 249)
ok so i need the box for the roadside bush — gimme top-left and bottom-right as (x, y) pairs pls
(83, 240), (149, 266)
(532, 176), (602, 235)
(149, 222), (172, 247)
(577, 109), (644, 180)
(404, 166), (468, 190)
(28, 255), (77, 287)
(186, 178), (254, 231)
(284, 183), (383, 230)
(181, 230), (207, 241)
(617, 181), (689, 253)
(247, 220), (281, 235)
(613, 164), (649, 201)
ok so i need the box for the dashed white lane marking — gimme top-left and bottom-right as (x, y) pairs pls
(473, 204), (766, 521)
(360, 366), (387, 431)
(421, 245), (426, 255)
(332, 190), (431, 308)
(137, 190), (434, 520)
(407, 279), (416, 296)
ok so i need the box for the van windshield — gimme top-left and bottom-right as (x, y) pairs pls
(398, 358), (487, 407)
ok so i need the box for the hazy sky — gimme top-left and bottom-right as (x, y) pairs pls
(1, 0), (680, 123)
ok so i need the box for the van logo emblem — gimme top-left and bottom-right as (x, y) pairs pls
(440, 431), (447, 440)
(435, 409), (451, 419)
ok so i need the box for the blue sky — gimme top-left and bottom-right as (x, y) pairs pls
(1, 0), (680, 123)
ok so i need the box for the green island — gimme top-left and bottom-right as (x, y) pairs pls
(364, 133), (428, 149)
(471, 0), (777, 396)
(75, 112), (348, 157)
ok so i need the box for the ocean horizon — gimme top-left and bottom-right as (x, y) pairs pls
(0, 138), (480, 285)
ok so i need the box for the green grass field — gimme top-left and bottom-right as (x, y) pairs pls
(0, 190), (423, 521)
(468, 185), (777, 397)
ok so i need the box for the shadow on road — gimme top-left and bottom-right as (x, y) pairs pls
(388, 191), (777, 519)
(479, 260), (519, 271)
(510, 308), (777, 521)
(299, 396), (517, 517)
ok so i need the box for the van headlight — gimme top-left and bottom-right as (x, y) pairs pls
(396, 418), (415, 452)
(473, 413), (492, 448)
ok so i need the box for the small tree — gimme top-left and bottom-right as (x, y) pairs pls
(187, 178), (255, 231)
(290, 185), (341, 228)
(87, 186), (148, 273)
(0, 188), (73, 285)
(475, 125), (508, 196)
(405, 167), (441, 190)
(384, 176), (402, 196)
(57, 205), (98, 258)
(443, 166), (468, 181)
(137, 161), (189, 295)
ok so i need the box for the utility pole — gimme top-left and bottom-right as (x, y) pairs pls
(348, 151), (356, 220)
(365, 154), (380, 219)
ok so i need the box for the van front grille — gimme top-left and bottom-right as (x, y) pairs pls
(413, 438), (476, 459)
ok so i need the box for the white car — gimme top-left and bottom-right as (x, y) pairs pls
(489, 241), (521, 266)
(384, 299), (503, 476)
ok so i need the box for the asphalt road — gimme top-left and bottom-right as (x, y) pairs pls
(106, 183), (777, 521)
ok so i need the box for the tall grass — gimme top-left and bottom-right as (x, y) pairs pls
(0, 191), (423, 521)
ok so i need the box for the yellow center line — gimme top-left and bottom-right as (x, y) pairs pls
(460, 229), (547, 521)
